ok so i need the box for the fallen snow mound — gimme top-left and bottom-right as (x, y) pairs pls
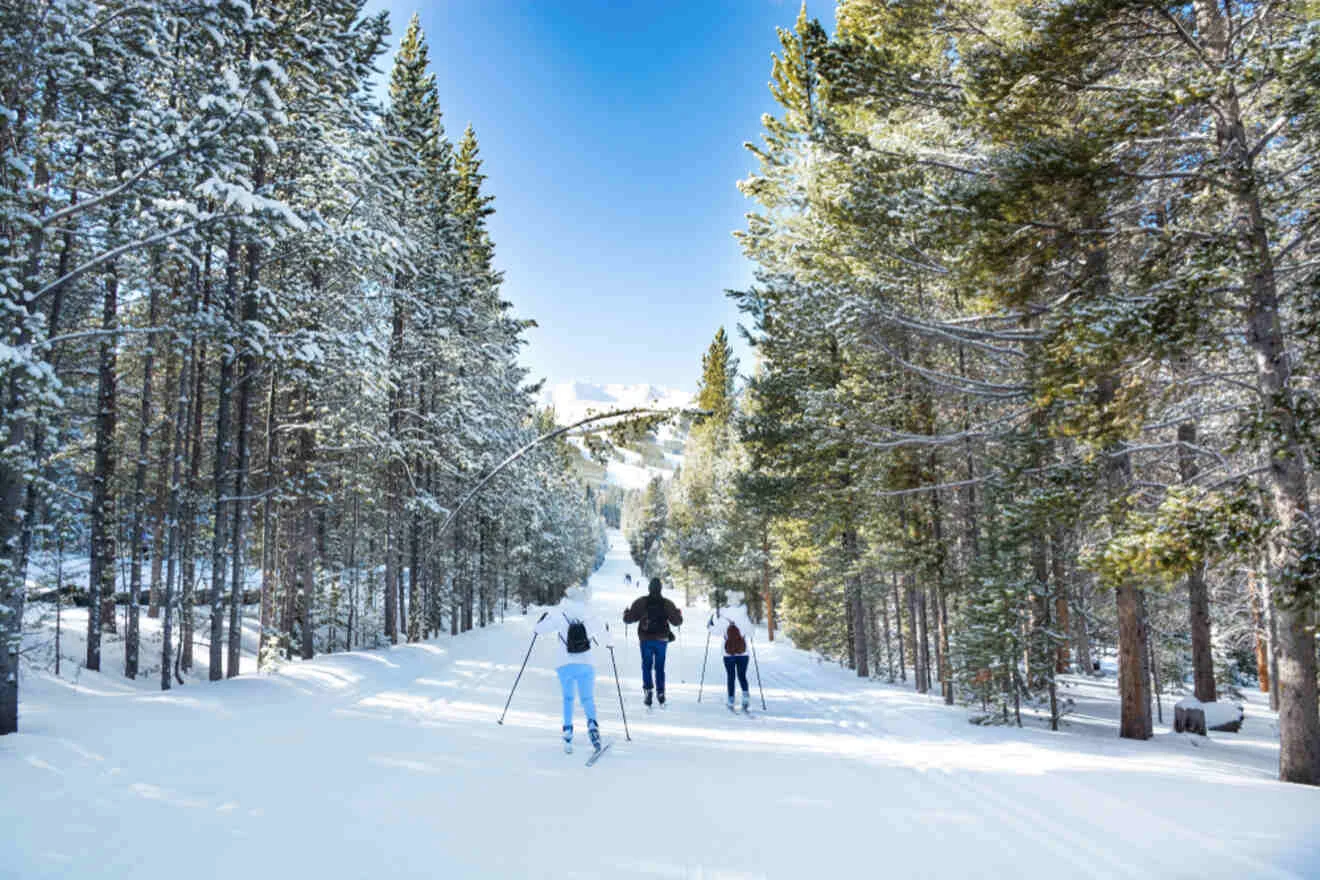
(1175, 696), (1245, 731)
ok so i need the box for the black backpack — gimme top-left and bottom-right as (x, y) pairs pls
(643, 595), (668, 636)
(563, 615), (591, 654)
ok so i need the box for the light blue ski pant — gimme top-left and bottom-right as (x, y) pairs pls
(557, 663), (597, 728)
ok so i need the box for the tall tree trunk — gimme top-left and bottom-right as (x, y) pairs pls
(384, 516), (398, 644)
(0, 395), (26, 730)
(1177, 422), (1215, 702)
(148, 344), (174, 620)
(345, 488), (360, 652)
(126, 269), (162, 678)
(451, 513), (461, 636)
(847, 524), (868, 676)
(761, 525), (775, 641)
(86, 259), (121, 670)
(207, 231), (241, 681)
(402, 532), (413, 636)
(1051, 527), (1071, 674)
(1265, 572), (1281, 713)
(919, 589), (932, 695)
(907, 580), (924, 693)
(257, 370), (278, 667)
(227, 221), (263, 678)
(280, 519), (296, 658)
(929, 486), (952, 703)
(893, 572), (906, 682)
(1090, 319), (1150, 738)
(182, 251), (213, 672)
(298, 499), (315, 661)
(1028, 535), (1051, 692)
(1248, 567), (1269, 692)
(1196, 0), (1318, 785)
(408, 504), (421, 642)
(461, 519), (472, 633)
(1074, 569), (1093, 675)
(935, 584), (952, 704)
(294, 389), (316, 661)
(844, 587), (856, 671)
(879, 577), (894, 682)
(162, 306), (192, 691)
(1149, 626), (1163, 725)
(1115, 582), (1152, 739)
(384, 276), (406, 645)
(1035, 536), (1058, 730)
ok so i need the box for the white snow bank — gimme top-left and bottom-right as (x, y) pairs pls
(1175, 696), (1245, 730)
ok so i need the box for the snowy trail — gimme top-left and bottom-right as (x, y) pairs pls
(4, 532), (1318, 880)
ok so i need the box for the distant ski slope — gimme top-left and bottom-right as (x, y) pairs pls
(5, 532), (1318, 879)
(542, 381), (694, 489)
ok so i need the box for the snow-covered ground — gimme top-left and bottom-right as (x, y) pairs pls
(5, 532), (1318, 879)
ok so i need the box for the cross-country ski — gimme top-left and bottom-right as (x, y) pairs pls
(585, 742), (611, 767)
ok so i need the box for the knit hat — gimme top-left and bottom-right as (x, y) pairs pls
(648, 577), (662, 597)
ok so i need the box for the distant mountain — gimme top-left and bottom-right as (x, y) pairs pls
(540, 381), (694, 491)
(542, 382), (694, 425)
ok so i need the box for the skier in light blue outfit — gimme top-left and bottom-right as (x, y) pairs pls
(534, 585), (613, 753)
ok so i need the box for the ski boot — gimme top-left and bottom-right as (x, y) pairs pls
(562, 724), (573, 754)
(588, 719), (601, 752)
(742, 692), (751, 713)
(727, 694), (735, 711)
(657, 690), (666, 708)
(643, 688), (653, 708)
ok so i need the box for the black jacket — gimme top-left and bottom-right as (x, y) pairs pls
(623, 594), (683, 641)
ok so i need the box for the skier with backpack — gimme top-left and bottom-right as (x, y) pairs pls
(533, 585), (613, 754)
(707, 600), (754, 712)
(622, 577), (683, 707)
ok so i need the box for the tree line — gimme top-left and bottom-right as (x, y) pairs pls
(1, 2), (604, 735)
(629, 0), (1320, 787)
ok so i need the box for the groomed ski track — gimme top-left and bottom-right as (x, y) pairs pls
(4, 531), (1317, 879)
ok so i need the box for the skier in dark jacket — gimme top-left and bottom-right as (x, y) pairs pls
(622, 577), (683, 707)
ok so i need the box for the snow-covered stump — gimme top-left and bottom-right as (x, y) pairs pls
(1174, 704), (1206, 735)
(1174, 697), (1244, 735)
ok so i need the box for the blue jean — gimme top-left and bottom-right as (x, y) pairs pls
(724, 655), (750, 698)
(640, 639), (668, 692)
(557, 663), (597, 728)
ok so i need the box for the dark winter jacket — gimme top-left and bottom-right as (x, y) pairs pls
(623, 588), (683, 642)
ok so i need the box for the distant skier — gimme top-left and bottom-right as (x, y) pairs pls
(708, 599), (754, 711)
(622, 577), (683, 707)
(534, 585), (613, 753)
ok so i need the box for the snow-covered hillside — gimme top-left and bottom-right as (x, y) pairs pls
(542, 381), (694, 424)
(5, 531), (1318, 879)
(542, 381), (694, 490)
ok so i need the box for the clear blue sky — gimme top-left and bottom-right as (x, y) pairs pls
(362, 1), (834, 392)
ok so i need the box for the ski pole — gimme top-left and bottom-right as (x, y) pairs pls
(672, 623), (681, 684)
(497, 615), (543, 725)
(697, 630), (711, 702)
(750, 635), (767, 710)
(607, 645), (631, 741)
